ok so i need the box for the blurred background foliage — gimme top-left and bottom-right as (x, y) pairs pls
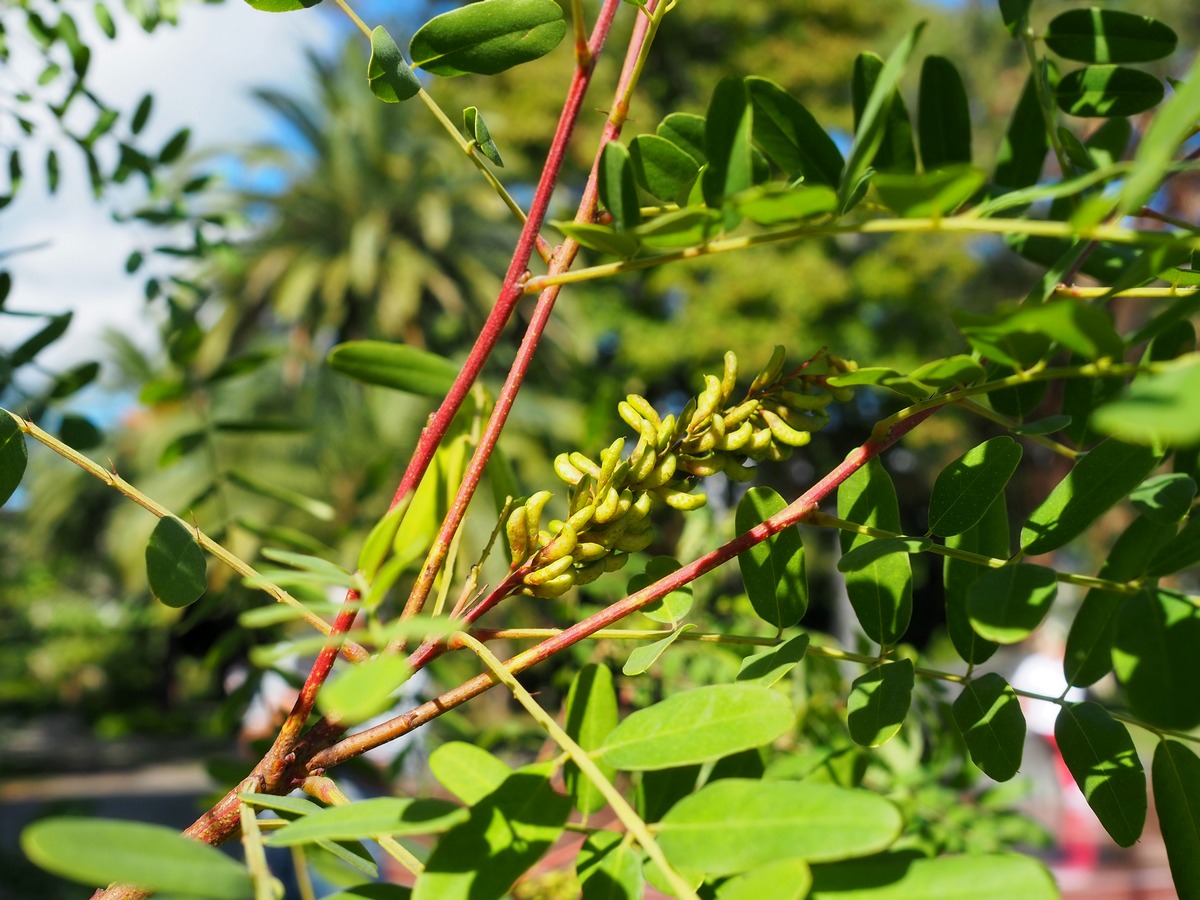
(0, 0), (1196, 821)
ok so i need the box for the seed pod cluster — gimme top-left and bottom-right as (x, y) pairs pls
(507, 346), (854, 597)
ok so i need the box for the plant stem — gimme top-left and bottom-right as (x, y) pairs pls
(456, 632), (699, 900)
(522, 216), (1200, 293)
(395, 0), (665, 629)
(3, 409), (367, 661)
(301, 776), (424, 874)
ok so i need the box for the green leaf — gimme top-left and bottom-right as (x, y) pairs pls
(928, 437), (1023, 537)
(577, 831), (643, 900)
(1046, 10), (1177, 64)
(0, 411), (28, 509)
(842, 25), (924, 208)
(368, 26), (421, 103)
(1130, 473), (1196, 524)
(998, 0), (1031, 35)
(598, 142), (641, 232)
(145, 516), (206, 608)
(322, 888), (410, 900)
(1065, 515), (1176, 687)
(628, 556), (693, 625)
(429, 742), (510, 806)
(20, 817), (251, 897)
(968, 564), (1056, 644)
(630, 134), (698, 202)
(736, 487), (807, 628)
(736, 633), (810, 687)
(902, 354), (986, 391)
(1112, 589), (1200, 730)
(957, 299), (1123, 368)
(409, 0), (565, 77)
(328, 341), (458, 398)
(836, 537), (931, 573)
(1011, 414), (1072, 435)
(994, 74), (1049, 190)
(717, 859), (811, 900)
(847, 659), (913, 748)
(261, 548), (352, 584)
(656, 112), (707, 165)
(11, 313), (71, 366)
(873, 165), (985, 217)
(226, 470), (336, 521)
(918, 56), (972, 169)
(59, 414), (102, 451)
(1119, 53), (1200, 215)
(554, 221), (641, 258)
(316, 654), (412, 726)
(358, 498), (411, 583)
(1152, 741), (1200, 898)
(158, 127), (190, 164)
(1056, 65), (1164, 118)
(600, 684), (794, 771)
(952, 672), (1025, 782)
(1148, 513), (1200, 577)
(238, 793), (323, 816)
(1093, 358), (1200, 448)
(1021, 439), (1161, 555)
(1055, 701), (1146, 847)
(656, 779), (901, 876)
(266, 797), (465, 845)
(633, 208), (723, 249)
(837, 459), (912, 646)
(242, 0), (321, 10)
(564, 664), (619, 814)
(745, 77), (843, 186)
(732, 184), (837, 225)
(415, 765), (571, 900)
(703, 76), (755, 217)
(809, 852), (1056, 899)
(622, 625), (694, 676)
(463, 106), (503, 166)
(944, 494), (1006, 665)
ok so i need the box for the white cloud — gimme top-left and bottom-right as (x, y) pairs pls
(2, 0), (338, 370)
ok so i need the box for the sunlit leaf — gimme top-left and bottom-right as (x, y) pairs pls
(463, 106), (503, 166)
(928, 437), (1023, 537)
(1055, 702), (1146, 847)
(368, 26), (421, 103)
(429, 742), (510, 806)
(968, 564), (1056, 644)
(736, 633), (810, 687)
(1056, 65), (1164, 118)
(622, 625), (694, 677)
(1130, 473), (1195, 524)
(745, 77), (843, 186)
(628, 556), (693, 625)
(1112, 589), (1200, 730)
(656, 779), (901, 875)
(809, 852), (1056, 899)
(265, 797), (465, 845)
(409, 0), (566, 77)
(577, 831), (643, 900)
(328, 341), (458, 398)
(847, 659), (913, 748)
(0, 411), (28, 509)
(242, 0), (321, 10)
(146, 516), (206, 608)
(953, 673), (1025, 781)
(21, 818), (251, 897)
(1093, 358), (1200, 448)
(1046, 10), (1177, 64)
(564, 664), (619, 814)
(316, 653), (412, 726)
(717, 859), (811, 900)
(630, 134), (698, 202)
(736, 486), (807, 628)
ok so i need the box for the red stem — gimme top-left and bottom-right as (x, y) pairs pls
(306, 405), (941, 771)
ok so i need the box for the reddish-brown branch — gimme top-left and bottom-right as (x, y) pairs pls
(306, 405), (941, 771)
(398, 2), (659, 626)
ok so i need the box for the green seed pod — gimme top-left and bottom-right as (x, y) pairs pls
(542, 522), (578, 561)
(524, 553), (576, 586)
(553, 452), (585, 485)
(764, 440), (791, 462)
(614, 526), (655, 553)
(506, 506), (530, 563)
(593, 486), (622, 524)
(655, 413), (677, 453)
(573, 561), (607, 585)
(689, 429), (717, 454)
(719, 351), (738, 403)
(638, 452), (677, 489)
(632, 491), (654, 519)
(566, 503), (596, 532)
(626, 394), (661, 429)
(655, 485), (708, 511)
(776, 405), (830, 432)
(722, 455), (756, 482)
(628, 436), (658, 483)
(569, 452), (602, 479)
(761, 408), (813, 447)
(598, 437), (626, 489)
(616, 488), (633, 518)
(678, 454), (723, 477)
(708, 412), (726, 442)
(747, 426), (774, 453)
(749, 344), (786, 393)
(723, 399), (760, 429)
(693, 374), (722, 427)
(524, 490), (554, 537)
(717, 419), (754, 451)
(538, 529), (553, 547)
(618, 400), (645, 432)
(575, 541), (608, 562)
(568, 476), (595, 514)
(777, 389), (832, 411)
(529, 571), (576, 598)
(603, 552), (629, 572)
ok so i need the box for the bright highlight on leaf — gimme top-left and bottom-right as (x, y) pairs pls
(953, 672), (1025, 781)
(928, 436), (1022, 536)
(409, 0), (566, 77)
(21, 817), (252, 897)
(847, 658), (913, 747)
(368, 26), (421, 103)
(145, 516), (207, 608)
